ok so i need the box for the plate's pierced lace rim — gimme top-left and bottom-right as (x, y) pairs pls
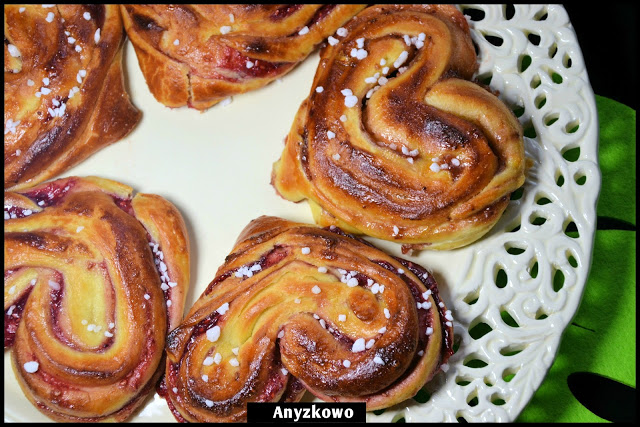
(369, 4), (599, 423)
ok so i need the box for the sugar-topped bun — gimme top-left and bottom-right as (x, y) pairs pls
(121, 4), (367, 110)
(4, 5), (141, 191)
(163, 216), (453, 422)
(4, 176), (190, 422)
(272, 4), (525, 252)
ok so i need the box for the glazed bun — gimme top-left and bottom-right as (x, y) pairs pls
(4, 5), (141, 191)
(121, 4), (366, 110)
(272, 4), (525, 251)
(164, 216), (453, 422)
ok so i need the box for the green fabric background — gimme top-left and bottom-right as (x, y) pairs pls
(516, 96), (636, 422)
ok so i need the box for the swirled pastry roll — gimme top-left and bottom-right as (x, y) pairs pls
(4, 176), (190, 422)
(164, 216), (453, 422)
(272, 4), (526, 252)
(121, 4), (367, 110)
(4, 5), (141, 191)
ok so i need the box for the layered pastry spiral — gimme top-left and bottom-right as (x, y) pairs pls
(272, 4), (526, 252)
(121, 4), (366, 110)
(164, 216), (453, 422)
(3, 176), (190, 422)
(4, 5), (141, 191)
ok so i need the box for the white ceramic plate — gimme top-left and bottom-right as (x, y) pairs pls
(4, 4), (600, 423)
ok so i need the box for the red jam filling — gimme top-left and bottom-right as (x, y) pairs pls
(258, 245), (289, 271)
(215, 44), (290, 79)
(112, 196), (134, 216)
(279, 377), (305, 402)
(164, 362), (189, 423)
(121, 320), (160, 390)
(22, 178), (76, 208)
(4, 180), (75, 219)
(4, 205), (34, 220)
(306, 4), (336, 27)
(191, 312), (221, 341)
(256, 361), (288, 402)
(5, 179), (134, 219)
(157, 374), (188, 423)
(203, 269), (233, 296)
(270, 5), (303, 21)
(4, 285), (34, 348)
(48, 273), (76, 350)
(323, 318), (356, 348)
(271, 5), (336, 28)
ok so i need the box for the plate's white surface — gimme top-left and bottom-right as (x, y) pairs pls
(4, 4), (600, 423)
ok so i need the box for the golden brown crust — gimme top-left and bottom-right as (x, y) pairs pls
(3, 5), (141, 191)
(120, 4), (367, 110)
(164, 216), (453, 422)
(132, 193), (191, 330)
(3, 176), (190, 422)
(271, 4), (526, 251)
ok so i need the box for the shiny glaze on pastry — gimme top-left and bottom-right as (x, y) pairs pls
(164, 216), (453, 422)
(272, 4), (525, 252)
(3, 176), (190, 422)
(4, 5), (141, 191)
(121, 4), (366, 110)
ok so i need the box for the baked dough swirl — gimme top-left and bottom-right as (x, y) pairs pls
(3, 176), (190, 422)
(121, 4), (366, 110)
(272, 4), (526, 252)
(4, 5), (141, 191)
(164, 216), (453, 422)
